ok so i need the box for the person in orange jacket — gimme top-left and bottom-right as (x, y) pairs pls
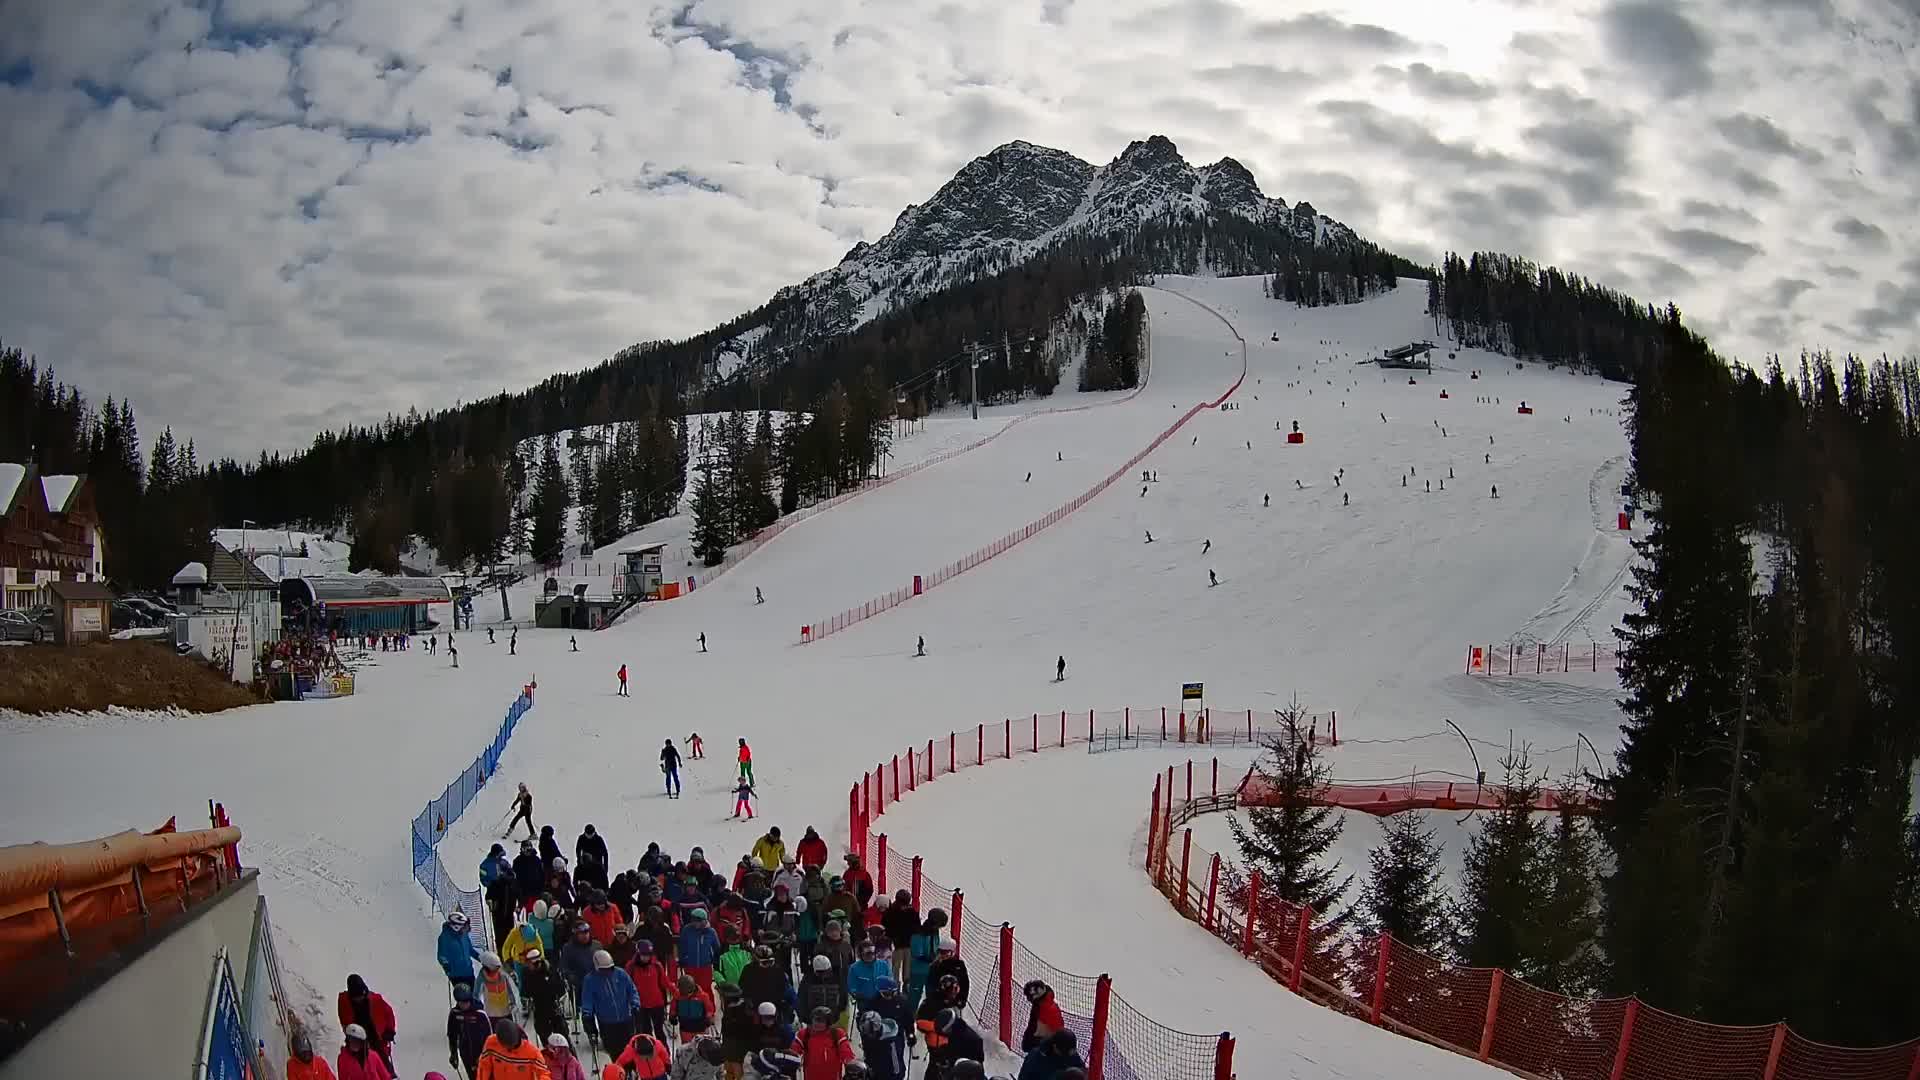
(477, 1019), (552, 1079)
(286, 1029), (337, 1080)
(614, 1030), (672, 1078)
(790, 1007), (855, 1080)
(736, 739), (753, 783)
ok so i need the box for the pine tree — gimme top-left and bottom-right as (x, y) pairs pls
(1358, 813), (1451, 951)
(687, 459), (730, 567)
(1533, 802), (1604, 994)
(1453, 752), (1550, 974)
(529, 435), (570, 565)
(1228, 702), (1352, 917)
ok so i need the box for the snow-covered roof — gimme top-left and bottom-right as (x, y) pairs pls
(0, 463), (23, 513)
(172, 562), (209, 586)
(40, 474), (79, 512)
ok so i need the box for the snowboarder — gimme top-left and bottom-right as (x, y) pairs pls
(618, 664), (629, 697)
(1449, 466), (1455, 479)
(687, 732), (705, 759)
(1054, 656), (1066, 683)
(1143, 530), (1153, 543)
(1140, 485), (1147, 497)
(756, 587), (765, 605)
(662, 740), (683, 799)
(1294, 479), (1303, 490)
(915, 636), (926, 657)
(699, 633), (708, 653)
(732, 777), (757, 820)
(1333, 474), (1341, 487)
(508, 783), (535, 839)
(1201, 539), (1210, 555)
(1403, 475), (1408, 487)
(1207, 570), (1217, 588)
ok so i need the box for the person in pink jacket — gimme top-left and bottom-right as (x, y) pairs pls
(336, 1024), (395, 1080)
(543, 1032), (589, 1080)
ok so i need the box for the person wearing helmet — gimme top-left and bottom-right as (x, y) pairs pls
(501, 913), (544, 983)
(1020, 980), (1064, 1054)
(615, 1028), (673, 1079)
(545, 1031), (589, 1080)
(751, 827), (787, 871)
(438, 911), (481, 995)
(841, 1063), (869, 1080)
(521, 948), (569, 1047)
(337, 974), (397, 1072)
(477, 951), (522, 1020)
(286, 1028), (337, 1080)
(799, 953), (848, 1031)
(839, 855), (874, 908)
(547, 856), (577, 910)
(927, 932), (968, 1005)
(540, 825), (564, 869)
(478, 1019), (548, 1079)
(789, 1006), (855, 1080)
(717, 983), (756, 1078)
(674, 973), (716, 1043)
(670, 1035), (726, 1080)
(629, 939), (674, 1043)
(879, 891), (920, 986)
(749, 1001), (797, 1058)
(679, 908), (723, 1000)
(865, 978), (910, 1064)
(814, 918), (853, 993)
(582, 948), (644, 1057)
(528, 898), (558, 956)
(928, 1010), (985, 1079)
(749, 1048), (802, 1079)
(846, 939), (888, 1014)
(854, 1011), (905, 1080)
(1015, 1029), (1085, 1080)
(739, 942), (795, 1025)
(447, 984), (495, 1076)
(482, 843), (520, 948)
(902, 909), (947, 1014)
(336, 1023), (393, 1080)
(948, 1062), (988, 1080)
(584, 888), (622, 946)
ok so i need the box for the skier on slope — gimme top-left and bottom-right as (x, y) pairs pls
(737, 739), (755, 784)
(699, 633), (708, 653)
(915, 636), (926, 657)
(618, 664), (629, 697)
(756, 587), (765, 605)
(662, 739), (683, 799)
(512, 840), (546, 907)
(1054, 656), (1066, 683)
(732, 776), (758, 820)
(507, 783), (535, 840)
(687, 732), (705, 759)
(1201, 539), (1210, 554)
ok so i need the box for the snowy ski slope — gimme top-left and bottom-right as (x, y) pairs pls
(0, 276), (1633, 1077)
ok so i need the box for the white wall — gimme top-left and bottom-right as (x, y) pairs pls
(0, 874), (261, 1080)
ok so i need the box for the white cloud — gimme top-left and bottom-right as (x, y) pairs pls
(0, 0), (1914, 457)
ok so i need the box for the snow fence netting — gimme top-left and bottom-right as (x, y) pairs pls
(410, 688), (534, 950)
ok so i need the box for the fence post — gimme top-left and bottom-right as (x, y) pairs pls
(1032, 712), (1039, 751)
(1242, 870), (1261, 956)
(1161, 707), (1167, 742)
(1331, 710), (1338, 746)
(1147, 777), (1162, 872)
(1609, 999), (1640, 1080)
(877, 835), (889, 894)
(1179, 829), (1193, 914)
(998, 924), (1015, 1047)
(1087, 708), (1094, 742)
(1212, 757), (1219, 797)
(1059, 710), (1066, 747)
(977, 724), (984, 767)
(911, 856), (923, 909)
(1124, 707), (1130, 739)
(1186, 759), (1194, 803)
(1760, 1023), (1787, 1080)
(848, 785), (860, 855)
(1478, 969), (1504, 1062)
(1004, 719), (1011, 759)
(1214, 1033), (1235, 1080)
(892, 754), (900, 799)
(1289, 905), (1311, 992)
(927, 739), (935, 781)
(951, 890), (964, 959)
(1205, 854), (1221, 930)
(1179, 711), (1187, 742)
(1370, 933), (1392, 1025)
(870, 768), (880, 818)
(1088, 974), (1112, 1080)
(908, 747), (917, 791)
(949, 731), (956, 773)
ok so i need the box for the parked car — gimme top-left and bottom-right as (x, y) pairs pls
(0, 609), (51, 643)
(123, 596), (176, 623)
(111, 601), (155, 631)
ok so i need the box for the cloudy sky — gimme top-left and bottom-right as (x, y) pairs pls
(2, 0), (1916, 457)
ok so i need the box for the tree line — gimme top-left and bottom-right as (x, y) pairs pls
(1427, 252), (1677, 382)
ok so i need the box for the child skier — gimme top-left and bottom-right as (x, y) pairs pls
(687, 732), (705, 759)
(732, 777), (757, 820)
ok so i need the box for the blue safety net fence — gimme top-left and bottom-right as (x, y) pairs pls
(411, 689), (533, 950)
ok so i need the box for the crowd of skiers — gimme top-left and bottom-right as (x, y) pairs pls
(292, 816), (1087, 1080)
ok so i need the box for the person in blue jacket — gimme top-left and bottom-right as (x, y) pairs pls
(903, 908), (947, 1014)
(438, 911), (480, 994)
(678, 907), (724, 999)
(846, 940), (890, 1015)
(479, 844), (512, 887)
(1016, 1028), (1086, 1080)
(579, 948), (643, 1057)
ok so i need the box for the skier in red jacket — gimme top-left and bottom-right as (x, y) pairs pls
(795, 827), (830, 870)
(337, 974), (396, 1072)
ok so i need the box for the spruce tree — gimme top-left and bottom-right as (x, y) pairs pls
(1533, 802), (1604, 994)
(687, 460), (730, 566)
(1228, 702), (1352, 917)
(1358, 812), (1451, 950)
(528, 435), (570, 566)
(1453, 752), (1549, 974)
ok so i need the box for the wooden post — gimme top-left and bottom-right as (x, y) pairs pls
(892, 754), (900, 799)
(1004, 719), (1011, 759)
(1212, 757), (1219, 797)
(1214, 1033), (1235, 1080)
(1288, 904), (1311, 992)
(877, 835), (889, 894)
(998, 924), (1015, 1046)
(951, 890), (964, 959)
(871, 767), (882, 818)
(1760, 1023), (1787, 1080)
(1179, 711), (1187, 743)
(1087, 708), (1094, 742)
(1124, 707), (1129, 739)
(1370, 933), (1392, 1025)
(1179, 829), (1193, 913)
(1059, 710), (1066, 747)
(1088, 974), (1112, 1080)
(1478, 969), (1504, 1062)
(1161, 707), (1167, 742)
(1242, 870), (1261, 956)
(1608, 999), (1640, 1080)
(949, 731), (956, 772)
(911, 856), (923, 909)
(908, 747), (917, 791)
(1147, 777), (1162, 872)
(848, 785), (860, 856)
(1186, 759), (1194, 803)
(977, 724), (983, 768)
(1205, 854), (1221, 930)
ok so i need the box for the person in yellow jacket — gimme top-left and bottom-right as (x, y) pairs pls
(749, 827), (786, 872)
(501, 919), (544, 983)
(476, 1020), (552, 1079)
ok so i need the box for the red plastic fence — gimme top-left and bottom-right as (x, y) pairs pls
(801, 291), (1248, 646)
(1147, 775), (1920, 1080)
(1466, 642), (1622, 676)
(846, 715), (1236, 1080)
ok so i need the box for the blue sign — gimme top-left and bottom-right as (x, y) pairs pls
(204, 952), (250, 1080)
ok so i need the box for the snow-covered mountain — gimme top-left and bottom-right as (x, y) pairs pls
(716, 135), (1367, 373)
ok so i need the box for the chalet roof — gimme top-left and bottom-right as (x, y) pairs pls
(0, 464), (23, 514)
(206, 543), (278, 592)
(294, 574), (452, 605)
(40, 474), (81, 512)
(46, 580), (115, 602)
